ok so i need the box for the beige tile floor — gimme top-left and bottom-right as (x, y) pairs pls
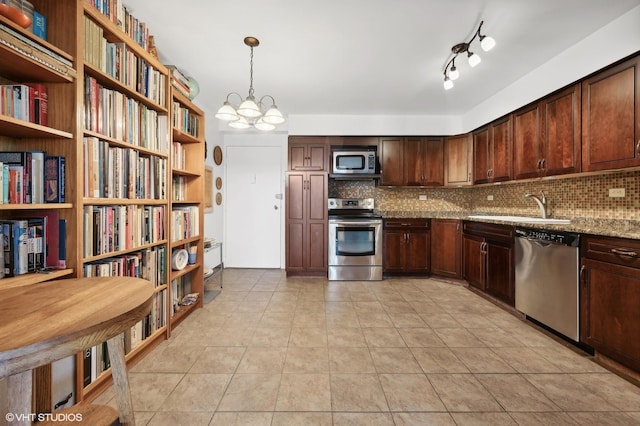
(95, 269), (640, 425)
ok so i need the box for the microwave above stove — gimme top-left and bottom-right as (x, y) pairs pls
(331, 147), (377, 175)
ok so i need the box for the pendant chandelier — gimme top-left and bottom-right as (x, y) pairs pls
(215, 36), (285, 131)
(442, 20), (496, 90)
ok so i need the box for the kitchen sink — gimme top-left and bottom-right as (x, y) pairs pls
(467, 215), (571, 225)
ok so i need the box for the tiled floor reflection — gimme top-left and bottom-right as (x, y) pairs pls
(95, 269), (640, 425)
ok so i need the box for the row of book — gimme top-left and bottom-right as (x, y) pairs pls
(166, 66), (190, 99)
(0, 22), (75, 78)
(84, 75), (169, 152)
(172, 142), (186, 170)
(1, 211), (67, 278)
(86, 0), (152, 52)
(82, 289), (166, 387)
(170, 274), (191, 316)
(83, 246), (166, 288)
(83, 205), (165, 258)
(0, 152), (64, 204)
(83, 137), (167, 200)
(172, 101), (199, 138)
(84, 16), (167, 106)
(171, 206), (199, 242)
(0, 83), (48, 126)
(171, 176), (187, 201)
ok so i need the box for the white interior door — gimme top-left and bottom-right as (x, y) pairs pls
(225, 144), (283, 268)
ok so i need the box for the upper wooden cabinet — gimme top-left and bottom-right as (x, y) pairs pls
(380, 137), (443, 186)
(444, 134), (473, 186)
(473, 115), (512, 184)
(380, 137), (404, 185)
(582, 56), (640, 172)
(513, 84), (582, 179)
(288, 137), (328, 171)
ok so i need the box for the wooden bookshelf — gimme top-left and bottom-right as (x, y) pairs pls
(1, 0), (206, 410)
(168, 87), (205, 335)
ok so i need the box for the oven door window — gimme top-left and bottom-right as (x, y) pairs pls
(335, 227), (375, 256)
(335, 155), (365, 171)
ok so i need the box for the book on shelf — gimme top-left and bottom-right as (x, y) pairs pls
(19, 210), (65, 270)
(25, 217), (45, 272)
(44, 155), (65, 203)
(0, 151), (48, 204)
(1, 219), (29, 277)
(32, 11), (47, 40)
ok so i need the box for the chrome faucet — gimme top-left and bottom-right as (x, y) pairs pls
(524, 191), (547, 219)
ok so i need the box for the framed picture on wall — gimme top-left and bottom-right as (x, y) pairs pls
(205, 166), (214, 212)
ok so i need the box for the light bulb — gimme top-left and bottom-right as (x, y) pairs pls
(449, 66), (459, 81)
(237, 98), (261, 118)
(480, 35), (496, 52)
(468, 52), (481, 67)
(229, 116), (251, 129)
(215, 102), (238, 121)
(443, 77), (453, 90)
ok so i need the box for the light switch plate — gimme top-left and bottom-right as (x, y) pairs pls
(487, 195), (494, 201)
(609, 188), (625, 197)
(419, 195), (427, 201)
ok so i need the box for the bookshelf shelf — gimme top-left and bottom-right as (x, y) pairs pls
(172, 168), (200, 177)
(83, 198), (168, 206)
(170, 262), (199, 281)
(0, 44), (75, 83)
(170, 235), (201, 248)
(82, 239), (169, 263)
(0, 15), (73, 61)
(0, 203), (73, 211)
(0, 116), (73, 139)
(170, 301), (199, 327)
(172, 128), (200, 144)
(83, 130), (170, 159)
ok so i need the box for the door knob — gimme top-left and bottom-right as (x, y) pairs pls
(274, 205), (279, 210)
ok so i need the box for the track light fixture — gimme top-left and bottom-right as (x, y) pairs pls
(442, 20), (496, 90)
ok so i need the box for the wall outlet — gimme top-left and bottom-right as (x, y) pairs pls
(609, 188), (626, 197)
(419, 195), (427, 201)
(487, 195), (494, 201)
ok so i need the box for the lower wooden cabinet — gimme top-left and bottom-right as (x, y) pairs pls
(431, 219), (462, 278)
(580, 235), (640, 372)
(462, 221), (515, 305)
(383, 219), (430, 275)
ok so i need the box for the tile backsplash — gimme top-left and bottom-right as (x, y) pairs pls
(330, 170), (640, 220)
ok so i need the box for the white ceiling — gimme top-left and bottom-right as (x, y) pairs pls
(123, 0), (640, 119)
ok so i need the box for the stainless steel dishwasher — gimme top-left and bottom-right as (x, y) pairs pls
(515, 227), (580, 341)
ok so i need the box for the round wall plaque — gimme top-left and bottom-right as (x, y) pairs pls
(213, 146), (223, 165)
(216, 177), (222, 190)
(216, 192), (222, 205)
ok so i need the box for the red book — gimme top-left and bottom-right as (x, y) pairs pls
(28, 84), (48, 126)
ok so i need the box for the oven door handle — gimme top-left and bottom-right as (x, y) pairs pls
(330, 221), (382, 227)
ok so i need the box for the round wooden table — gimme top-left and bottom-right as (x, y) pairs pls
(0, 277), (154, 425)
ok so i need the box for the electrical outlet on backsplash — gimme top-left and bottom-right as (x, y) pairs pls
(331, 170), (639, 221)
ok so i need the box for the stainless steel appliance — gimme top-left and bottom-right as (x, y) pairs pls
(331, 147), (377, 175)
(515, 227), (580, 341)
(328, 198), (382, 280)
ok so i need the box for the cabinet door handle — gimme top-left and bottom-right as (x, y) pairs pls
(636, 139), (640, 156)
(579, 265), (585, 279)
(536, 159), (542, 170)
(610, 248), (638, 257)
(541, 158), (546, 170)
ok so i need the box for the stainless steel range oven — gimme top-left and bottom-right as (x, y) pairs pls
(328, 198), (382, 281)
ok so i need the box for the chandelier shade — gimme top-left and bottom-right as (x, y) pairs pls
(216, 36), (285, 130)
(442, 20), (496, 90)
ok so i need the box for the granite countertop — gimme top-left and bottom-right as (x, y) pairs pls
(379, 211), (640, 240)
